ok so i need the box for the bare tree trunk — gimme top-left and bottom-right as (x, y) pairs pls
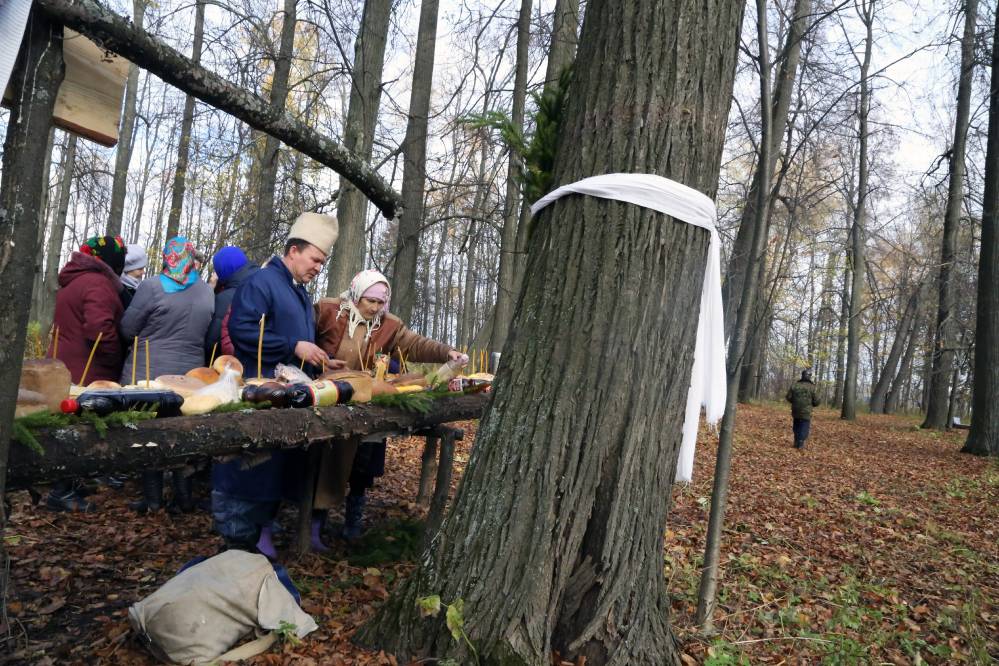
(327, 0), (393, 295)
(722, 0), (812, 338)
(841, 0), (875, 421)
(0, 7), (65, 524)
(697, 0), (770, 632)
(165, 0), (206, 240)
(963, 3), (999, 456)
(491, 0), (532, 354)
(870, 286), (919, 413)
(392, 0), (440, 323)
(924, 0), (979, 429)
(359, 0), (742, 661)
(29, 129), (57, 325)
(106, 0), (145, 236)
(886, 315), (917, 414)
(38, 133), (78, 338)
(246, 0), (297, 261)
(543, 0), (579, 87)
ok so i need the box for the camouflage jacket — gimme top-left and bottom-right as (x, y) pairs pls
(785, 380), (820, 420)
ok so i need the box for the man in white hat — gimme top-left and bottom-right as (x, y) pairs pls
(213, 212), (346, 558)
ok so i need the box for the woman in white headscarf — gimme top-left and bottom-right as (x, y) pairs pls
(305, 269), (465, 546)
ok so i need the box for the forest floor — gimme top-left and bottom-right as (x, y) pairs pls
(1, 403), (996, 665)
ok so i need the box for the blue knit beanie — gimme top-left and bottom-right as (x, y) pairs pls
(213, 246), (249, 283)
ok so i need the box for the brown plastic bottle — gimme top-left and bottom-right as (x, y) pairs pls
(241, 382), (291, 408)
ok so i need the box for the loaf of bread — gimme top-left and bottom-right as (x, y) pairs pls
(186, 367), (220, 384)
(19, 359), (72, 411)
(16, 388), (49, 418)
(154, 375), (206, 397)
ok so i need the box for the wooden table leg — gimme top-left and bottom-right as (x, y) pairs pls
(416, 434), (439, 507)
(424, 426), (464, 548)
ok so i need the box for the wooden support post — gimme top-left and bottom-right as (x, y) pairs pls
(423, 426), (463, 548)
(0, 9), (65, 523)
(416, 434), (439, 507)
(295, 442), (325, 555)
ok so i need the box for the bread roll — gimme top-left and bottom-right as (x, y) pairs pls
(212, 355), (243, 376)
(387, 372), (428, 387)
(19, 359), (71, 411)
(181, 394), (223, 416)
(186, 367), (220, 384)
(87, 380), (121, 389)
(16, 389), (49, 418)
(154, 375), (206, 397)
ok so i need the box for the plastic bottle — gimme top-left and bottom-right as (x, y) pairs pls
(427, 357), (467, 386)
(287, 380), (355, 408)
(241, 382), (291, 408)
(60, 389), (185, 418)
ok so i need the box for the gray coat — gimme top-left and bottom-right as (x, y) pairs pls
(120, 276), (214, 383)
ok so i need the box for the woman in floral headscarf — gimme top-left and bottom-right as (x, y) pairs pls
(303, 269), (465, 547)
(120, 236), (214, 513)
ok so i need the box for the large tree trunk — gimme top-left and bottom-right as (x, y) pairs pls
(164, 0), (206, 241)
(36, 0), (401, 218)
(38, 133), (78, 338)
(0, 8), (65, 522)
(924, 0), (979, 429)
(326, 0), (392, 295)
(963, 3), (999, 456)
(490, 0), (532, 354)
(721, 0), (812, 339)
(870, 285), (919, 413)
(841, 0), (875, 421)
(391, 0), (441, 323)
(358, 0), (743, 662)
(106, 0), (145, 236)
(543, 0), (579, 87)
(247, 0), (297, 261)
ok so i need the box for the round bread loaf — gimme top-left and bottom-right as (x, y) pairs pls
(186, 367), (220, 384)
(87, 380), (121, 389)
(154, 375), (206, 397)
(212, 355), (243, 376)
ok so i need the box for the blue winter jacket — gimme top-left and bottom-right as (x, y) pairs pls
(212, 256), (316, 501)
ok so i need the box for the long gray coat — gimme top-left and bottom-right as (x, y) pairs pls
(120, 276), (214, 383)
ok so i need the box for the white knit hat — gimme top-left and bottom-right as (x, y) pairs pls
(288, 212), (339, 256)
(124, 244), (147, 272)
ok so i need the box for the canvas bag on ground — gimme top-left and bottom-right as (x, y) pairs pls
(128, 550), (317, 664)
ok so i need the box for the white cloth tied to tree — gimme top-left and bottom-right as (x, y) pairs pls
(530, 173), (726, 482)
(0, 0), (32, 96)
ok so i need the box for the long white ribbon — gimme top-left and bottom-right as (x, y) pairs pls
(531, 173), (726, 482)
(0, 0), (33, 97)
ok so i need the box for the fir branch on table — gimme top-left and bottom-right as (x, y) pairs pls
(209, 400), (272, 414)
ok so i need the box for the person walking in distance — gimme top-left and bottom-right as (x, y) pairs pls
(786, 369), (820, 449)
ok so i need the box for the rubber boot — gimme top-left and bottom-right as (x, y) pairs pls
(46, 480), (95, 513)
(256, 525), (278, 560)
(341, 493), (366, 541)
(169, 471), (195, 514)
(311, 511), (330, 553)
(130, 471), (163, 514)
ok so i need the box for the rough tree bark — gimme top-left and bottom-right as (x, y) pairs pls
(391, 0), (440, 323)
(697, 0), (771, 633)
(923, 0), (979, 429)
(106, 0), (145, 237)
(164, 0), (205, 241)
(722, 0), (812, 339)
(490, 0), (532, 355)
(0, 8), (65, 521)
(38, 133), (78, 338)
(870, 284), (920, 413)
(36, 0), (401, 218)
(326, 0), (392, 295)
(962, 3), (999, 456)
(358, 0), (743, 662)
(841, 0), (875, 421)
(247, 0), (298, 261)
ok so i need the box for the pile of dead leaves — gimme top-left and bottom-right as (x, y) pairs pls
(1, 406), (996, 664)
